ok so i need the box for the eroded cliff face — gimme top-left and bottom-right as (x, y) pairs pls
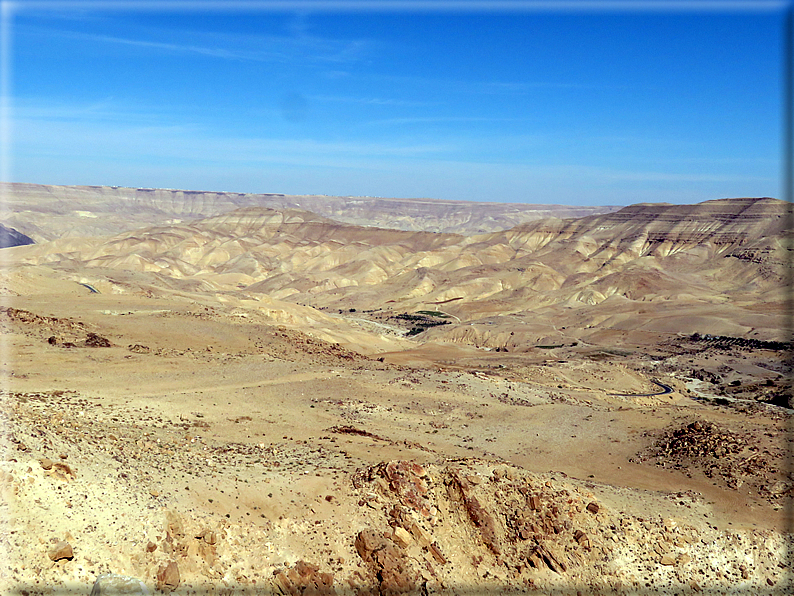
(502, 197), (789, 260)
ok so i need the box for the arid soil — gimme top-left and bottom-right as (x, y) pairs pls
(0, 188), (792, 595)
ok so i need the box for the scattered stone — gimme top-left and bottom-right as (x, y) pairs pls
(90, 574), (151, 596)
(573, 529), (590, 547)
(128, 344), (151, 353)
(48, 541), (74, 561)
(392, 526), (412, 548)
(155, 561), (180, 592)
(428, 542), (447, 565)
(86, 332), (112, 347)
(659, 554), (676, 566)
(51, 462), (75, 480)
(409, 522), (432, 547)
(39, 457), (53, 470)
(532, 543), (567, 574)
(586, 502), (599, 514)
(273, 560), (335, 596)
(447, 468), (500, 555)
(355, 529), (419, 594)
(146, 541), (157, 553)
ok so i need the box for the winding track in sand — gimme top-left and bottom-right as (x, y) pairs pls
(608, 379), (674, 397)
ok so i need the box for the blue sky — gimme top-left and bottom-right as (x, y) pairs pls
(4, 0), (788, 205)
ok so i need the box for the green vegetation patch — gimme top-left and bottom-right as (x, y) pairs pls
(416, 310), (449, 318)
(396, 312), (451, 337)
(600, 348), (634, 356)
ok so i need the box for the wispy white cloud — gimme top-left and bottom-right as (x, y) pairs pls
(363, 71), (624, 96)
(309, 94), (436, 107)
(12, 98), (456, 166)
(363, 115), (526, 126)
(79, 31), (285, 61)
(13, 96), (182, 124)
(599, 168), (775, 184)
(10, 95), (779, 203)
(15, 21), (374, 65)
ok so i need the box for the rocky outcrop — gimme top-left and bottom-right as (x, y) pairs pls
(352, 460), (621, 588)
(446, 468), (500, 555)
(273, 560), (336, 596)
(355, 529), (421, 595)
(155, 561), (180, 592)
(634, 420), (789, 498)
(48, 541), (74, 561)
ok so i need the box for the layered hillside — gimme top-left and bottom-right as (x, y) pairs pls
(5, 197), (790, 346)
(0, 182), (619, 242)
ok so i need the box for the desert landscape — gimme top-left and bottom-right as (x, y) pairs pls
(0, 183), (791, 595)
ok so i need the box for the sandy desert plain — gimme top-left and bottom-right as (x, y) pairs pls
(0, 183), (792, 595)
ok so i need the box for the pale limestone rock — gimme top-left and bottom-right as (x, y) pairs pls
(48, 541), (73, 561)
(392, 527), (412, 548)
(155, 561), (180, 592)
(90, 574), (151, 596)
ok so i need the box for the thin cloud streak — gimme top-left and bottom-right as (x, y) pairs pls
(14, 111), (773, 187)
(84, 32), (284, 62)
(367, 72), (620, 95)
(13, 113), (457, 166)
(310, 94), (436, 107)
(14, 97), (192, 125)
(15, 21), (374, 65)
(363, 115), (527, 126)
(13, 97), (776, 184)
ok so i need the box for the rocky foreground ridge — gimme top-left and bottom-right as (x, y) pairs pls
(2, 389), (789, 595)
